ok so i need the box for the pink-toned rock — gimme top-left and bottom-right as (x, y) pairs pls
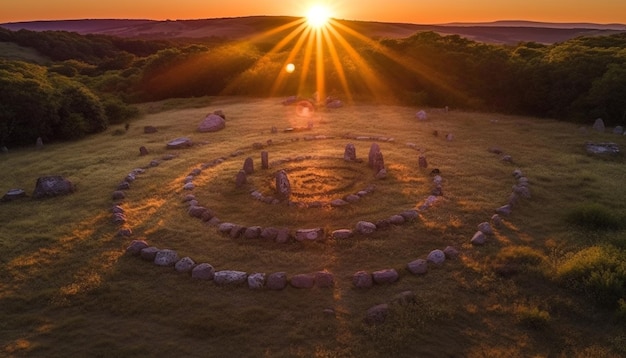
(267, 272), (287, 290)
(407, 259), (428, 275)
(290, 273), (315, 288)
(372, 269), (399, 284)
(197, 114), (226, 132)
(353, 271), (373, 288)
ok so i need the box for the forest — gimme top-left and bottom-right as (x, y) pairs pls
(1, 26), (626, 147)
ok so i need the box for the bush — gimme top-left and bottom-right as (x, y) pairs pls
(557, 245), (626, 308)
(565, 203), (623, 231)
(514, 304), (551, 329)
(103, 98), (139, 125)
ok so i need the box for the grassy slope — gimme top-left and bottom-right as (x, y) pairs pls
(0, 97), (625, 357)
(0, 42), (49, 63)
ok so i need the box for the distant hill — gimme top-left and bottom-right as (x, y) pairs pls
(2, 17), (625, 44)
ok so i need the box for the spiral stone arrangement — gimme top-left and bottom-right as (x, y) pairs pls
(110, 120), (531, 323)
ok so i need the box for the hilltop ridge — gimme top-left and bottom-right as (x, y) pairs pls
(2, 16), (625, 44)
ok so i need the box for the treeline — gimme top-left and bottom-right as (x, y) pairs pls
(1, 26), (626, 147)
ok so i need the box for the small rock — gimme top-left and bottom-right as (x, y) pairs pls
(372, 269), (399, 284)
(471, 231), (487, 245)
(356, 221), (377, 235)
(426, 249), (445, 265)
(175, 257), (195, 273)
(248, 273), (266, 289)
(244, 226), (262, 239)
(214, 270), (247, 285)
(126, 240), (148, 255)
(166, 137), (192, 149)
(191, 263), (215, 280)
(365, 304), (389, 325)
(392, 291), (416, 306)
(407, 259), (428, 275)
(399, 210), (419, 221)
(332, 229), (353, 239)
(496, 204), (512, 216)
(154, 249), (178, 266)
(267, 272), (288, 290)
(140, 247), (160, 261)
(477, 222), (493, 235)
(295, 228), (324, 241)
(443, 246), (460, 259)
(352, 271), (373, 288)
(290, 273), (315, 288)
(275, 228), (291, 243)
(315, 271), (334, 288)
(260, 227), (279, 240)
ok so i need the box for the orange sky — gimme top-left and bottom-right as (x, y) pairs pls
(2, 0), (626, 24)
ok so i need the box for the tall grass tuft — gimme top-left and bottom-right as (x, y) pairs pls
(514, 304), (551, 329)
(557, 245), (626, 307)
(565, 202), (623, 231)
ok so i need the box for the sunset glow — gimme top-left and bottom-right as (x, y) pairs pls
(1, 1), (625, 24)
(306, 5), (332, 29)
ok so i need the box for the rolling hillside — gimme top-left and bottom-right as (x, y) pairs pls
(2, 16), (625, 44)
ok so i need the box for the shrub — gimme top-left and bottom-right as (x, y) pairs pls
(103, 97), (139, 125)
(565, 203), (623, 231)
(514, 304), (551, 329)
(557, 245), (626, 307)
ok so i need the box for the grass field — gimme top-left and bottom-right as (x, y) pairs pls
(1, 96), (625, 357)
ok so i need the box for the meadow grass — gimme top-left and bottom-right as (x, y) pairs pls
(1, 96), (625, 357)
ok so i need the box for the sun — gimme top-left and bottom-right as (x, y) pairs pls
(306, 5), (332, 29)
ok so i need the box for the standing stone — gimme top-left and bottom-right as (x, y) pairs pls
(275, 170), (291, 201)
(344, 143), (357, 161)
(139, 146), (149, 156)
(416, 110), (427, 120)
(592, 118), (605, 132)
(418, 155), (428, 169)
(36, 137), (43, 149)
(368, 143), (381, 168)
(613, 126), (624, 135)
(372, 150), (385, 173)
(261, 151), (269, 169)
(236, 170), (247, 188)
(243, 157), (254, 175)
